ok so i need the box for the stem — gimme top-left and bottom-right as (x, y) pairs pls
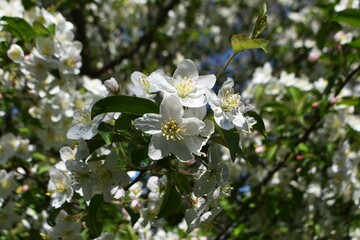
(216, 52), (237, 79)
(124, 169), (148, 191)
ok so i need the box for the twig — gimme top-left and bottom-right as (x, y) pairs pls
(85, 0), (181, 78)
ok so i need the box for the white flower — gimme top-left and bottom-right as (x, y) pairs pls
(233, 106), (256, 134)
(7, 44), (24, 63)
(65, 160), (95, 201)
(82, 76), (107, 97)
(87, 152), (130, 201)
(0, 170), (17, 207)
(129, 71), (158, 99)
(47, 167), (73, 208)
(58, 41), (82, 75)
(49, 210), (82, 240)
(0, 201), (20, 230)
(66, 106), (104, 140)
(0, 133), (20, 164)
(134, 95), (209, 162)
(206, 78), (241, 130)
(151, 59), (216, 107)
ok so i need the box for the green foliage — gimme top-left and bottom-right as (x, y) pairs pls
(91, 96), (159, 118)
(231, 34), (269, 53)
(333, 8), (360, 27)
(0, 16), (34, 43)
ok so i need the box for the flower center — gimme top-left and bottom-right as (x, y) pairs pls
(161, 119), (185, 141)
(54, 179), (68, 192)
(174, 76), (196, 98)
(220, 90), (240, 112)
(75, 108), (92, 124)
(139, 76), (151, 93)
(0, 179), (11, 190)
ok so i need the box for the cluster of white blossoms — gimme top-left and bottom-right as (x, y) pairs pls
(132, 59), (255, 162)
(44, 58), (256, 235)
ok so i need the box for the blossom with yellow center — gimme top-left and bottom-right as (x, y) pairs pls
(161, 119), (185, 141)
(47, 167), (73, 208)
(134, 95), (208, 162)
(150, 59), (216, 107)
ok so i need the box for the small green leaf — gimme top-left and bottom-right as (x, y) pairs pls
(33, 21), (51, 37)
(115, 113), (137, 130)
(261, 102), (290, 113)
(91, 96), (159, 118)
(231, 34), (269, 53)
(349, 38), (360, 48)
(336, 96), (360, 106)
(97, 122), (114, 145)
(333, 8), (360, 28)
(250, 3), (267, 39)
(87, 134), (125, 154)
(1, 16), (34, 43)
(287, 86), (302, 104)
(158, 177), (181, 218)
(31, 152), (47, 161)
(214, 125), (246, 162)
(172, 173), (192, 194)
(245, 111), (267, 139)
(48, 24), (56, 36)
(86, 194), (103, 238)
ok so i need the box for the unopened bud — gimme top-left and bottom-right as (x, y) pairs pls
(104, 78), (120, 95)
(7, 44), (24, 63)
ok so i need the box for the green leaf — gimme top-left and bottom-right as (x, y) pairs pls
(97, 122), (114, 145)
(336, 97), (360, 106)
(115, 113), (137, 130)
(349, 38), (360, 48)
(245, 111), (267, 139)
(287, 86), (302, 104)
(158, 177), (182, 218)
(48, 24), (56, 36)
(231, 34), (269, 53)
(86, 194), (103, 238)
(33, 21), (52, 37)
(261, 102), (290, 113)
(22, 0), (37, 10)
(91, 96), (159, 118)
(172, 173), (192, 194)
(250, 3), (267, 39)
(31, 152), (47, 161)
(0, 16), (34, 43)
(87, 134), (125, 153)
(333, 8), (360, 28)
(214, 125), (246, 162)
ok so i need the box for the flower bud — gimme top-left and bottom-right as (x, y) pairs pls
(104, 78), (120, 95)
(7, 44), (24, 63)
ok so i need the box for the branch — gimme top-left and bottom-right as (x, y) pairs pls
(85, 0), (180, 78)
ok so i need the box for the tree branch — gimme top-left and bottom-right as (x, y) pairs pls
(85, 0), (180, 78)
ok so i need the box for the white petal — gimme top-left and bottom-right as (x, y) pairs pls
(160, 95), (184, 120)
(149, 72), (177, 93)
(182, 117), (205, 136)
(173, 59), (199, 80)
(133, 113), (162, 134)
(196, 75), (216, 90)
(180, 94), (207, 108)
(148, 135), (170, 160)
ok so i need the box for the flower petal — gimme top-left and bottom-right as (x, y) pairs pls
(160, 95), (184, 120)
(134, 113), (162, 134)
(173, 59), (199, 80)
